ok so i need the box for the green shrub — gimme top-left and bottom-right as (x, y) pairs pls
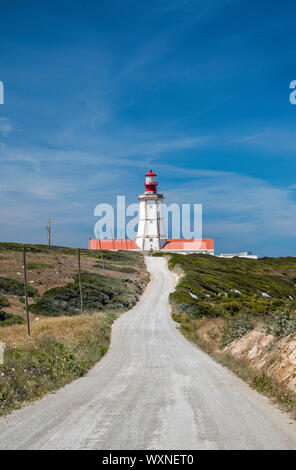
(0, 311), (24, 327)
(30, 271), (138, 316)
(168, 254), (296, 321)
(94, 264), (137, 273)
(0, 294), (10, 308)
(177, 301), (213, 319)
(29, 295), (78, 316)
(26, 262), (54, 270)
(265, 301), (296, 337)
(221, 313), (254, 347)
(152, 252), (165, 257)
(0, 276), (37, 297)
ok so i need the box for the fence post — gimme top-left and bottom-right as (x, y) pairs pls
(23, 245), (31, 336)
(111, 229), (116, 251)
(98, 232), (105, 269)
(77, 248), (83, 312)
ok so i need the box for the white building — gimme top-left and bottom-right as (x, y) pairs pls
(136, 169), (166, 250)
(218, 252), (258, 259)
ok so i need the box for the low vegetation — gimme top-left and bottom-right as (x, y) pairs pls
(26, 262), (54, 270)
(265, 301), (296, 337)
(0, 242), (147, 323)
(29, 272), (139, 316)
(168, 253), (296, 414)
(0, 311), (24, 327)
(0, 276), (37, 297)
(168, 254), (296, 320)
(0, 242), (148, 415)
(0, 294), (10, 309)
(0, 313), (114, 415)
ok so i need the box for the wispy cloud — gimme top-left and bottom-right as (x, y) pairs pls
(0, 117), (13, 136)
(226, 129), (296, 154)
(228, 132), (269, 144)
(163, 167), (296, 253)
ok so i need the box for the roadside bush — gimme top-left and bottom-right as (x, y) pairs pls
(0, 311), (24, 327)
(265, 301), (296, 337)
(30, 271), (138, 316)
(29, 295), (78, 316)
(0, 276), (37, 297)
(26, 262), (54, 270)
(94, 264), (137, 273)
(221, 313), (254, 347)
(177, 301), (213, 319)
(0, 294), (10, 308)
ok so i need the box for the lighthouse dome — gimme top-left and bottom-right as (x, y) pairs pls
(145, 169), (157, 177)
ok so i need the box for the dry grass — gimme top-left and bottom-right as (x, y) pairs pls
(0, 312), (116, 416)
(0, 314), (105, 348)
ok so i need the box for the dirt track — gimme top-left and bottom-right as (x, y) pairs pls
(0, 257), (296, 450)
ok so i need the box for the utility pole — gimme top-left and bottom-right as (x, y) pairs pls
(97, 231), (105, 270)
(125, 234), (128, 249)
(111, 229), (116, 251)
(23, 245), (31, 336)
(77, 249), (83, 312)
(47, 217), (51, 246)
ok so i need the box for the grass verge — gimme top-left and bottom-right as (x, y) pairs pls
(0, 312), (115, 416)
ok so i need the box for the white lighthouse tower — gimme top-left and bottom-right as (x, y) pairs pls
(136, 169), (167, 251)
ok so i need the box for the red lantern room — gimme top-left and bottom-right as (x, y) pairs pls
(144, 169), (158, 193)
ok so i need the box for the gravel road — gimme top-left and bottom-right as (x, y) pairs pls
(0, 256), (296, 450)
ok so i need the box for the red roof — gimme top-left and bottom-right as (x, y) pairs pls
(88, 238), (139, 250)
(88, 238), (214, 251)
(145, 168), (157, 177)
(162, 238), (214, 251)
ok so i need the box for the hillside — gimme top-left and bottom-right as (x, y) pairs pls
(0, 243), (148, 415)
(166, 253), (296, 415)
(0, 242), (148, 325)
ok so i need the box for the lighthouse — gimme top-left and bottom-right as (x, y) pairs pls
(89, 167), (214, 254)
(136, 169), (167, 250)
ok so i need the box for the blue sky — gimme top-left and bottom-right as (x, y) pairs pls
(0, 0), (296, 255)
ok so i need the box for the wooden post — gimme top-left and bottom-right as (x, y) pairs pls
(98, 232), (105, 269)
(23, 245), (31, 336)
(111, 229), (116, 251)
(77, 249), (83, 312)
(47, 217), (51, 246)
(121, 234), (123, 250)
(125, 235), (128, 249)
